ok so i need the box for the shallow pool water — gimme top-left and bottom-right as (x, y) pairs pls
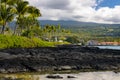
(1, 71), (119, 80)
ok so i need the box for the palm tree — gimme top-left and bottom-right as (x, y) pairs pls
(50, 25), (57, 41)
(21, 16), (40, 32)
(1, 0), (15, 5)
(13, 0), (41, 35)
(55, 24), (61, 41)
(27, 6), (41, 30)
(13, 0), (29, 35)
(0, 3), (15, 34)
(28, 6), (41, 18)
(0, 0), (41, 35)
(43, 25), (52, 41)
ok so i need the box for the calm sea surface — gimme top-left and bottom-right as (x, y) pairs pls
(95, 46), (120, 50)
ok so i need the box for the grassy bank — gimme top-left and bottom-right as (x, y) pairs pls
(0, 35), (56, 49)
(0, 35), (69, 49)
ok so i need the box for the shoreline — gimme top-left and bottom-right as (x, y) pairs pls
(0, 46), (120, 73)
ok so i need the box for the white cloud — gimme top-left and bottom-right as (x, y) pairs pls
(26, 0), (120, 24)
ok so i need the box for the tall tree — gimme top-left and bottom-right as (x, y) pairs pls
(13, 0), (29, 35)
(1, 0), (15, 5)
(28, 6), (41, 18)
(27, 6), (41, 30)
(0, 2), (15, 34)
(0, 0), (41, 35)
(13, 0), (41, 35)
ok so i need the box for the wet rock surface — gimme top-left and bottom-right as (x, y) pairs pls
(46, 75), (63, 79)
(0, 46), (120, 73)
(67, 75), (76, 78)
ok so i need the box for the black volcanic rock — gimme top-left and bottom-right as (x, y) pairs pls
(67, 75), (76, 78)
(0, 46), (120, 73)
(46, 75), (63, 79)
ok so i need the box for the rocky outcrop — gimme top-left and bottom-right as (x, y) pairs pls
(0, 46), (120, 73)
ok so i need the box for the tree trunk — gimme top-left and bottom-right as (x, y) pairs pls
(20, 26), (23, 35)
(13, 23), (17, 35)
(1, 24), (5, 34)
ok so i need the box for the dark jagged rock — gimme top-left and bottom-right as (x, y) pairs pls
(46, 75), (63, 79)
(67, 75), (76, 78)
(0, 46), (120, 73)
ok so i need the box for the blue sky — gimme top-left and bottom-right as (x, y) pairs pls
(97, 0), (120, 9)
(27, 0), (120, 24)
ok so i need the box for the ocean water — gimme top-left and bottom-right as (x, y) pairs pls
(96, 46), (120, 50)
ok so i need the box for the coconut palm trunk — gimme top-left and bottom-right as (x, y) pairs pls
(0, 1), (15, 34)
(13, 23), (17, 35)
(1, 23), (5, 34)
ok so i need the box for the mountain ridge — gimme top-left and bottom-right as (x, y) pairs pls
(9, 20), (120, 28)
(39, 20), (120, 27)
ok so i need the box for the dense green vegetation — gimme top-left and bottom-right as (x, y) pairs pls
(0, 35), (70, 49)
(0, 35), (55, 49)
(40, 20), (120, 43)
(68, 26), (120, 43)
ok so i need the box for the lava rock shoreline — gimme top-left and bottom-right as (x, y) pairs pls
(0, 46), (120, 73)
